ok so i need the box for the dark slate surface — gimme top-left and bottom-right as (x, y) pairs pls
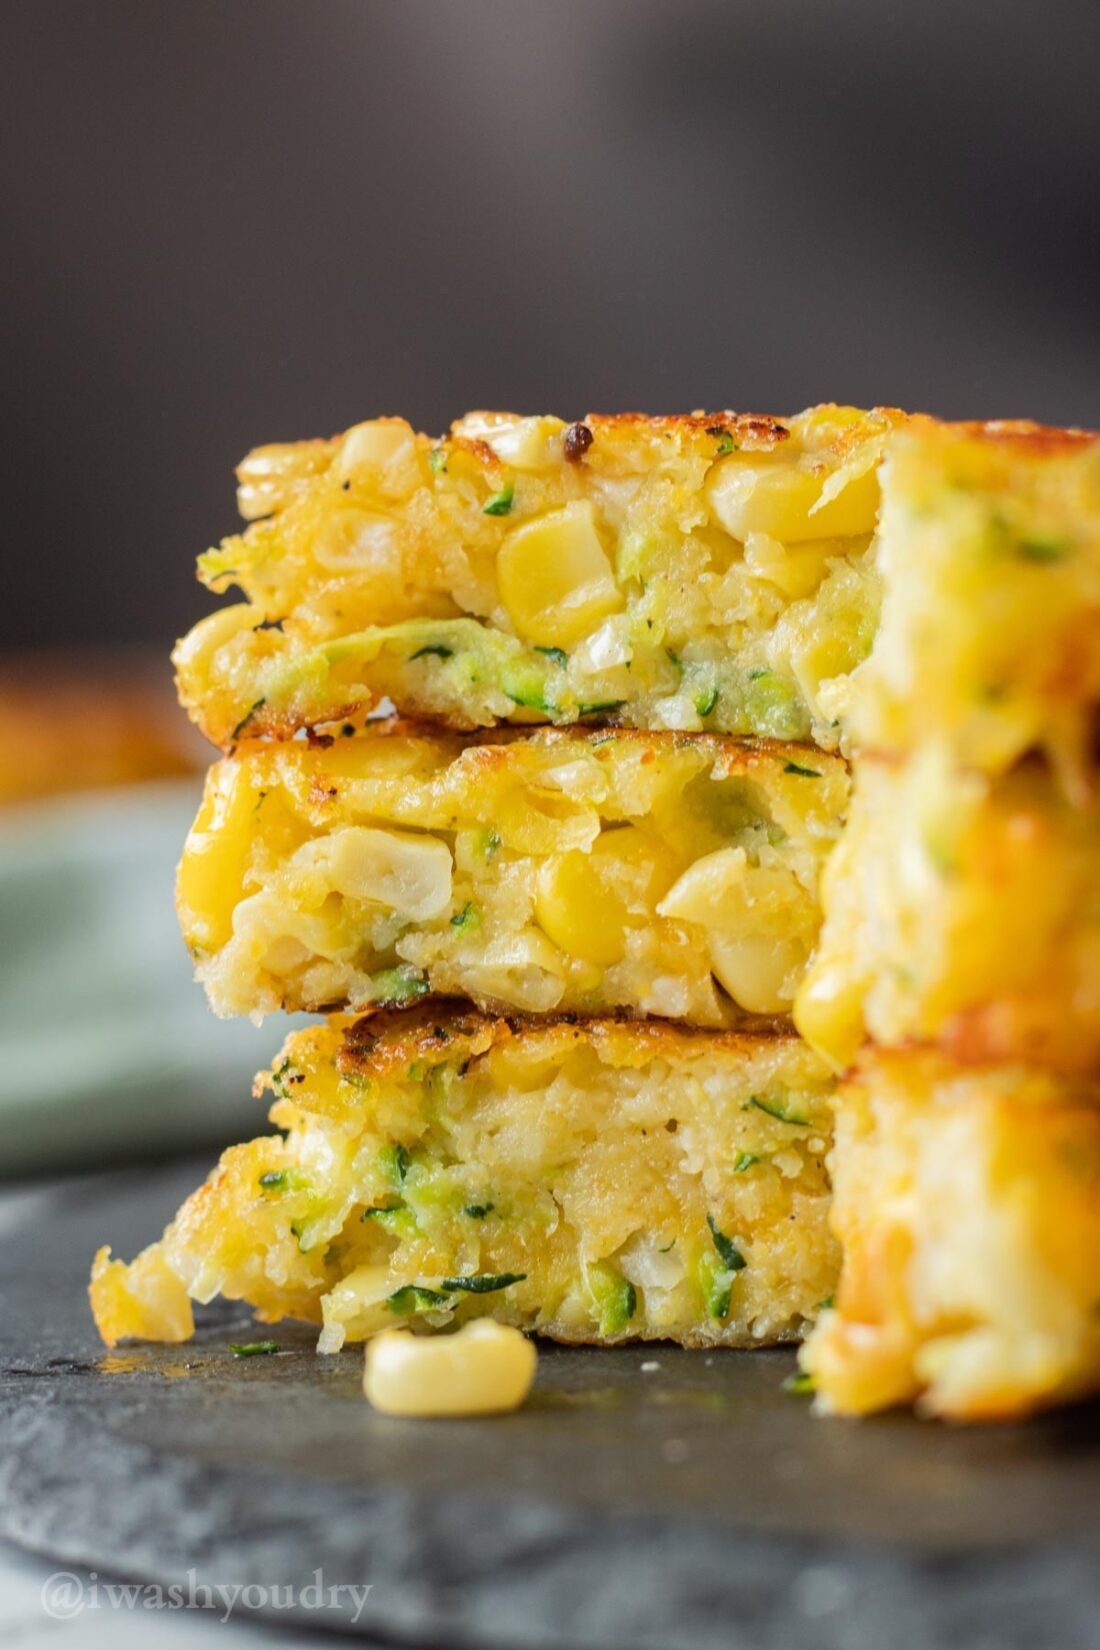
(2, 1158), (1100, 1649)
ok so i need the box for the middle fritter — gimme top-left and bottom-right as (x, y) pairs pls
(180, 722), (848, 1024)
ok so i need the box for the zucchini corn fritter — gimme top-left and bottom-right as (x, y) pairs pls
(803, 1051), (1100, 1420)
(181, 723), (847, 1024)
(795, 748), (1100, 1074)
(91, 1010), (839, 1353)
(93, 401), (1100, 1426)
(176, 405), (899, 749)
(174, 407), (1100, 775)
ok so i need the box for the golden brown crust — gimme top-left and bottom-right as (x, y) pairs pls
(234, 714), (849, 773)
(584, 410), (791, 445)
(335, 1001), (798, 1083)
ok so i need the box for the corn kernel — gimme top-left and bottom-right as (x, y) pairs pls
(657, 847), (749, 927)
(177, 763), (258, 952)
(460, 929), (566, 1012)
(453, 412), (563, 472)
(742, 534), (847, 599)
(363, 1321), (537, 1416)
(793, 957), (867, 1070)
(659, 849), (813, 1013)
(708, 930), (808, 1015)
(336, 418), (418, 483)
(309, 826), (452, 920)
(312, 508), (400, 573)
(497, 502), (623, 647)
(237, 441), (334, 521)
(707, 455), (879, 543)
(536, 850), (626, 966)
(172, 601), (257, 678)
(535, 827), (671, 966)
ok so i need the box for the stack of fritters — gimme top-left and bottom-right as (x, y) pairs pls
(92, 407), (1100, 1418)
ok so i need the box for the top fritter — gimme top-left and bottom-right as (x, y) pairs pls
(175, 406), (900, 750)
(175, 406), (1100, 774)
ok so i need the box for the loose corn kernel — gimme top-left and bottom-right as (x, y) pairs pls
(363, 1321), (537, 1417)
(535, 827), (671, 966)
(707, 454), (879, 543)
(309, 826), (452, 920)
(497, 502), (623, 647)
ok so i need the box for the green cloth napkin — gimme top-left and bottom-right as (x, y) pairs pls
(0, 780), (308, 1177)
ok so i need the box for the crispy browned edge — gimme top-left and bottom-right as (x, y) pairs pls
(236, 715), (849, 774)
(231, 407), (1099, 519)
(326, 1001), (803, 1087)
(246, 406), (1100, 491)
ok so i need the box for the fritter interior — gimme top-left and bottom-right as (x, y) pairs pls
(175, 406), (897, 749)
(91, 1010), (838, 1353)
(180, 724), (848, 1024)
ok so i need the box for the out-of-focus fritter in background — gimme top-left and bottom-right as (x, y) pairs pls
(2, 0), (1097, 1172)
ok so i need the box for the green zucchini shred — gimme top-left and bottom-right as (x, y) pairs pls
(378, 1143), (411, 1188)
(439, 1271), (526, 1294)
(386, 1284), (451, 1315)
(743, 1093), (811, 1127)
(483, 480), (515, 516)
(706, 1212), (747, 1273)
(587, 1263), (638, 1335)
(370, 966), (430, 1007)
(409, 643), (454, 661)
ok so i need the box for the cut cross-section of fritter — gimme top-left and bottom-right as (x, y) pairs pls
(794, 747), (1100, 1074)
(803, 1049), (1100, 1420)
(174, 405), (900, 750)
(179, 723), (848, 1024)
(90, 1010), (839, 1353)
(850, 417), (1100, 785)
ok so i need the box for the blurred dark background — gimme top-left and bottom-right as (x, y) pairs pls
(4, 0), (1099, 655)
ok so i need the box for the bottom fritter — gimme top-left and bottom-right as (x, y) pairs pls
(91, 1009), (839, 1352)
(804, 1050), (1100, 1420)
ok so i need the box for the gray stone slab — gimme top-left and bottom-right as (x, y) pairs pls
(2, 1158), (1100, 1649)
